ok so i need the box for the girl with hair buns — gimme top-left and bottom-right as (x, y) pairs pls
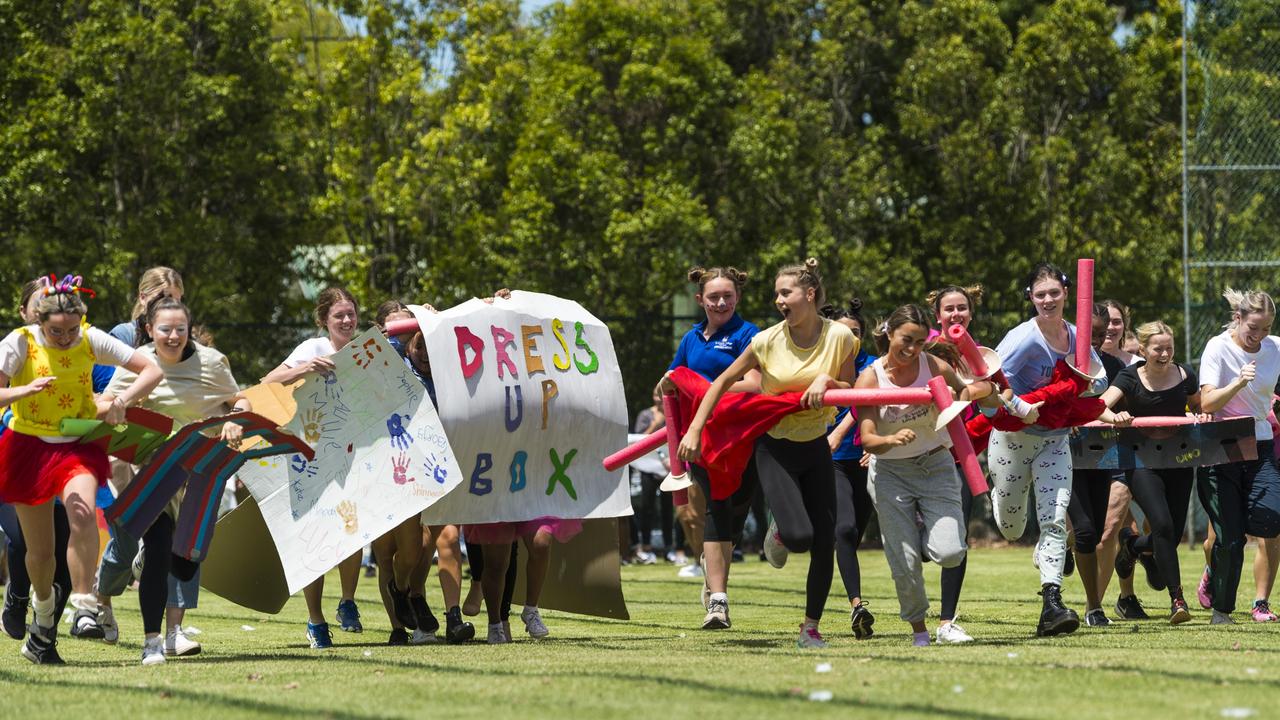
(856, 305), (973, 647)
(680, 259), (856, 648)
(1196, 288), (1280, 624)
(657, 265), (761, 630)
(262, 286), (367, 647)
(821, 298), (879, 639)
(0, 274), (163, 664)
(989, 262), (1108, 637)
(1099, 320), (1203, 624)
(91, 266), (184, 392)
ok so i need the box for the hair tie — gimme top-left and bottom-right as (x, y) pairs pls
(48, 273), (96, 299)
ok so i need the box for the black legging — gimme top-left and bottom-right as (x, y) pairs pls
(690, 458), (760, 543)
(635, 472), (673, 549)
(139, 513), (175, 634)
(1068, 469), (1114, 554)
(833, 457), (874, 600)
(755, 435), (835, 620)
(468, 541), (519, 619)
(1197, 442), (1280, 613)
(939, 479), (974, 621)
(1128, 467), (1194, 597)
(0, 502), (72, 621)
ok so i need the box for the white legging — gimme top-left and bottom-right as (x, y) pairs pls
(988, 430), (1072, 586)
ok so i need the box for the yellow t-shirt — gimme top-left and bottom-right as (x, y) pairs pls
(750, 318), (857, 441)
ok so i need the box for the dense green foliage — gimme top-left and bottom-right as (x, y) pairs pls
(0, 0), (1242, 402)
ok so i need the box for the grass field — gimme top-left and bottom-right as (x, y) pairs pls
(1, 546), (1276, 719)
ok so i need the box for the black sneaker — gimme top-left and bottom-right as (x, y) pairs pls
(388, 579), (417, 630)
(1114, 594), (1150, 620)
(444, 606), (475, 644)
(1115, 528), (1137, 580)
(2, 583), (28, 640)
(1036, 584), (1080, 637)
(410, 594), (440, 635)
(1170, 596), (1191, 625)
(69, 607), (105, 640)
(21, 621), (65, 665)
(1136, 551), (1164, 591)
(1063, 548), (1075, 578)
(850, 602), (875, 639)
(387, 628), (409, 646)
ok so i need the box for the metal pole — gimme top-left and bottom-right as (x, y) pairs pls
(1181, 0), (1196, 549)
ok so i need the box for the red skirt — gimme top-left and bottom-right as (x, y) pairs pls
(0, 430), (110, 505)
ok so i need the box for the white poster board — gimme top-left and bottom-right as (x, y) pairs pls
(413, 291), (631, 524)
(239, 329), (463, 593)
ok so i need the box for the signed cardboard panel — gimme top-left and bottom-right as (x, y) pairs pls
(1070, 417), (1257, 470)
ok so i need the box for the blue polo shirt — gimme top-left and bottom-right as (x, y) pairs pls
(669, 314), (759, 381)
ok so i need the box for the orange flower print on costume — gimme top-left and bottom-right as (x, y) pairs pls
(34, 364), (50, 377)
(79, 371), (91, 387)
(57, 393), (75, 410)
(58, 355), (73, 368)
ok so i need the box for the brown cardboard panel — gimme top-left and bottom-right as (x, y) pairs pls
(199, 496), (291, 614)
(510, 518), (629, 620)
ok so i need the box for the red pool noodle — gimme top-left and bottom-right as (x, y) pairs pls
(1082, 416), (1198, 428)
(927, 376), (988, 497)
(384, 317), (420, 336)
(823, 387), (933, 407)
(662, 393), (690, 506)
(1075, 259), (1094, 371)
(947, 324), (989, 377)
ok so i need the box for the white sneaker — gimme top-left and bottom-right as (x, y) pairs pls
(132, 547), (145, 582)
(164, 626), (201, 656)
(410, 629), (437, 645)
(635, 550), (658, 565)
(99, 606), (119, 645)
(797, 624), (827, 649)
(486, 622), (509, 644)
(677, 563), (704, 578)
(936, 621), (974, 644)
(521, 606), (550, 638)
(141, 636), (166, 666)
(763, 521), (788, 569)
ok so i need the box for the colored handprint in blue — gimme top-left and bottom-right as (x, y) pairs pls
(424, 454), (448, 484)
(387, 413), (413, 450)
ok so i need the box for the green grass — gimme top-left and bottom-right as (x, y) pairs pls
(1, 546), (1276, 719)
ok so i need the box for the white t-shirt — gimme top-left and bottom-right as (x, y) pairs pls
(282, 337), (336, 368)
(1199, 330), (1280, 441)
(0, 325), (135, 378)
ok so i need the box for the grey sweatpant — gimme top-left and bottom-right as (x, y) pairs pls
(869, 450), (967, 624)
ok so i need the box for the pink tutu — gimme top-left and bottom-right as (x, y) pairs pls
(0, 431), (110, 505)
(465, 517), (584, 545)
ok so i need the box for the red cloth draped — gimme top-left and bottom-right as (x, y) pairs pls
(668, 367), (802, 500)
(966, 359), (1106, 453)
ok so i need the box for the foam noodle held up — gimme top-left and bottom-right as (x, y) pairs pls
(947, 324), (989, 378)
(926, 376), (988, 497)
(662, 393), (690, 507)
(1075, 259), (1094, 370)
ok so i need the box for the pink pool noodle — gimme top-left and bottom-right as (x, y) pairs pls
(603, 429), (665, 471)
(1083, 416), (1198, 428)
(1075, 259), (1095, 371)
(927, 376), (988, 497)
(823, 387), (933, 407)
(662, 393), (690, 506)
(947, 324), (989, 377)
(384, 318), (420, 336)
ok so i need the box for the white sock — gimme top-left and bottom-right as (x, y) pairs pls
(31, 591), (55, 628)
(709, 592), (728, 604)
(69, 592), (99, 613)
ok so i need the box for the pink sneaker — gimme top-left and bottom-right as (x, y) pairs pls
(1197, 567), (1213, 610)
(1250, 600), (1278, 623)
(797, 624), (827, 649)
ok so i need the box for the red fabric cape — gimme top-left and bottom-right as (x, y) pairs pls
(668, 367), (802, 500)
(966, 359), (1106, 453)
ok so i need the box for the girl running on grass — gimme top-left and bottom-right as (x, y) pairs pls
(0, 274), (163, 664)
(1098, 320), (1203, 625)
(679, 259), (856, 648)
(855, 305), (970, 647)
(821, 298), (878, 640)
(1066, 303), (1130, 628)
(656, 266), (761, 630)
(261, 287), (366, 648)
(988, 262), (1106, 637)
(1195, 288), (1280, 624)
(98, 295), (251, 664)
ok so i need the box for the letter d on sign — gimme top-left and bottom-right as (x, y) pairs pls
(455, 327), (485, 379)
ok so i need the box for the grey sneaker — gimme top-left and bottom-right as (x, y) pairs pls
(763, 521), (788, 569)
(702, 597), (730, 630)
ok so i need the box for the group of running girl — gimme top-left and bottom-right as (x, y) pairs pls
(663, 259), (1280, 647)
(2, 258), (1278, 666)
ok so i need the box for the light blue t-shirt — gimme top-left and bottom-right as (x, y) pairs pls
(995, 318), (1106, 437)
